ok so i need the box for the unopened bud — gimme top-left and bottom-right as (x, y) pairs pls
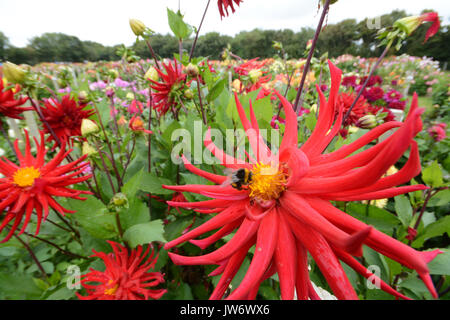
(184, 89), (194, 99)
(112, 193), (128, 207)
(249, 69), (263, 83)
(394, 16), (422, 36)
(145, 66), (159, 82)
(295, 60), (306, 69)
(82, 141), (97, 156)
(78, 91), (89, 104)
(272, 41), (283, 51)
(129, 19), (147, 37)
(306, 39), (313, 50)
(357, 115), (377, 129)
(81, 119), (100, 137)
(185, 63), (199, 77)
(3, 61), (26, 84)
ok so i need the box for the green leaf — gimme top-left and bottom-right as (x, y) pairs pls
(412, 215), (450, 248)
(164, 216), (194, 241)
(206, 78), (227, 102)
(119, 198), (150, 230)
(122, 168), (144, 198)
(345, 203), (401, 235)
(0, 273), (43, 299)
(167, 8), (192, 39)
(67, 196), (117, 239)
(123, 220), (167, 248)
(422, 161), (444, 188)
(140, 171), (173, 195)
(394, 195), (413, 227)
(427, 249), (450, 275)
(428, 189), (450, 207)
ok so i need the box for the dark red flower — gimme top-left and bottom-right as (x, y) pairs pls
(77, 241), (166, 300)
(360, 75), (383, 87)
(0, 81), (31, 119)
(0, 130), (92, 242)
(363, 86), (384, 102)
(234, 58), (267, 76)
(342, 75), (357, 87)
(218, 0), (243, 19)
(40, 95), (94, 146)
(337, 92), (369, 127)
(149, 61), (186, 116)
(388, 99), (406, 110)
(162, 61), (440, 300)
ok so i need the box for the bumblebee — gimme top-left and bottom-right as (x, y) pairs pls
(222, 168), (253, 190)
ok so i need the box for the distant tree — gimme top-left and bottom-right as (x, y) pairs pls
(0, 31), (10, 61)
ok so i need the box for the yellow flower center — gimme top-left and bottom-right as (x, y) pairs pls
(13, 166), (41, 187)
(248, 163), (288, 202)
(104, 280), (119, 296)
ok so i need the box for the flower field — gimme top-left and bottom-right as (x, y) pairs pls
(0, 1), (449, 301)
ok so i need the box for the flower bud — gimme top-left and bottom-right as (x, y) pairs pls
(129, 19), (146, 37)
(295, 60), (306, 69)
(81, 119), (100, 137)
(306, 39), (313, 50)
(145, 66), (159, 82)
(272, 41), (283, 51)
(78, 90), (89, 104)
(185, 63), (199, 78)
(3, 61), (26, 84)
(357, 115), (377, 129)
(82, 141), (97, 156)
(112, 193), (128, 206)
(184, 89), (194, 99)
(249, 69), (263, 84)
(232, 79), (242, 92)
(393, 16), (422, 36)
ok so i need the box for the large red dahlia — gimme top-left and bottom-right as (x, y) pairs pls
(218, 0), (243, 19)
(0, 131), (92, 242)
(149, 61), (186, 116)
(77, 241), (167, 300)
(40, 95), (95, 146)
(163, 61), (441, 300)
(0, 81), (31, 119)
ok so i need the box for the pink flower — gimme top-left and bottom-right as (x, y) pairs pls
(428, 123), (447, 141)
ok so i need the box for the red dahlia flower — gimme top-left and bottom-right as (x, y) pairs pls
(77, 241), (166, 300)
(163, 60), (441, 300)
(0, 81), (31, 119)
(40, 95), (95, 146)
(363, 86), (384, 102)
(0, 131), (92, 242)
(337, 92), (369, 127)
(149, 61), (186, 116)
(218, 0), (243, 19)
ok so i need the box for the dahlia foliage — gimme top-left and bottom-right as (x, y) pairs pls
(163, 61), (440, 300)
(0, 131), (92, 242)
(77, 241), (167, 300)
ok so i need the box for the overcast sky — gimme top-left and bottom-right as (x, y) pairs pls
(0, 0), (449, 47)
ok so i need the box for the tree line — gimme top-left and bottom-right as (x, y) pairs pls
(1, 10), (448, 67)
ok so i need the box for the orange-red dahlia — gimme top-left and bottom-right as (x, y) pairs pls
(337, 92), (369, 127)
(40, 95), (95, 146)
(0, 81), (31, 119)
(77, 241), (167, 300)
(149, 61), (186, 116)
(163, 60), (441, 300)
(218, 0), (243, 19)
(0, 131), (92, 242)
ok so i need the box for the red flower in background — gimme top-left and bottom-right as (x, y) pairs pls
(363, 86), (384, 102)
(218, 0), (243, 19)
(40, 95), (94, 146)
(0, 81), (31, 119)
(0, 131), (92, 242)
(149, 61), (186, 116)
(336, 92), (369, 127)
(427, 123), (447, 142)
(234, 58), (266, 76)
(368, 105), (395, 122)
(342, 75), (357, 88)
(77, 241), (166, 300)
(162, 61), (441, 300)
